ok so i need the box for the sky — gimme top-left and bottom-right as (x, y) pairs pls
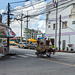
(0, 0), (51, 37)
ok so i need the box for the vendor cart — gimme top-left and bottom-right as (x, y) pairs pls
(35, 39), (56, 57)
(0, 23), (16, 57)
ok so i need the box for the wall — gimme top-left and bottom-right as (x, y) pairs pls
(46, 0), (75, 51)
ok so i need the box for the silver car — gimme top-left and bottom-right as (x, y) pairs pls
(18, 42), (28, 49)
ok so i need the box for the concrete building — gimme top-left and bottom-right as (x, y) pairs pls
(46, 0), (75, 51)
(24, 28), (41, 40)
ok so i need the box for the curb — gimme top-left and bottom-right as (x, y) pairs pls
(62, 51), (75, 53)
(56, 51), (75, 53)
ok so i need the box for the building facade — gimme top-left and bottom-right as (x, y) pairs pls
(46, 0), (75, 51)
(24, 28), (40, 40)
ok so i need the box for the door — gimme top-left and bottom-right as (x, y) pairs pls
(62, 40), (66, 50)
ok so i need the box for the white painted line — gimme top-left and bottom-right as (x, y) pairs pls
(10, 56), (16, 59)
(25, 54), (36, 57)
(18, 55), (28, 58)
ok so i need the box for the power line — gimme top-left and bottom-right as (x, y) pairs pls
(10, 1), (46, 12)
(47, 0), (75, 13)
(10, 0), (30, 4)
(68, 26), (75, 32)
(47, 2), (75, 13)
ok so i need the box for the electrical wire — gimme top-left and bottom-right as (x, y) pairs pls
(67, 26), (75, 32)
(47, 0), (75, 14)
(47, 2), (74, 13)
(10, 0), (46, 12)
(12, 0), (74, 19)
(10, 0), (29, 4)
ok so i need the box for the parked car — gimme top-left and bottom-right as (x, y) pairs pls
(18, 42), (28, 49)
(9, 41), (18, 46)
(28, 43), (37, 49)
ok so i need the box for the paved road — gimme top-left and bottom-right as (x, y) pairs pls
(0, 47), (75, 75)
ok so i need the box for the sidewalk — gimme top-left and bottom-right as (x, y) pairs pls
(56, 50), (75, 53)
(62, 51), (75, 53)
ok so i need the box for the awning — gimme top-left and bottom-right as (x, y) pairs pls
(29, 38), (37, 42)
(0, 23), (16, 38)
(29, 38), (37, 45)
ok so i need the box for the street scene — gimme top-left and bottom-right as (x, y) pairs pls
(0, 0), (75, 75)
(0, 47), (75, 75)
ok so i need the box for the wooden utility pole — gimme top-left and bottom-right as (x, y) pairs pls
(53, 0), (58, 50)
(21, 14), (23, 42)
(59, 15), (61, 51)
(7, 3), (10, 52)
(26, 11), (28, 43)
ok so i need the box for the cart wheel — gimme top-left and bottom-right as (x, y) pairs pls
(47, 54), (51, 57)
(23, 46), (25, 49)
(37, 54), (40, 57)
(35, 52), (39, 57)
(39, 54), (43, 58)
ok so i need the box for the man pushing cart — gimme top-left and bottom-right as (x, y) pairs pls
(35, 38), (56, 57)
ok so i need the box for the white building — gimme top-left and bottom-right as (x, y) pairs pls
(24, 28), (42, 40)
(46, 0), (75, 51)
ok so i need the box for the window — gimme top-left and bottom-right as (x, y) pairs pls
(48, 25), (50, 28)
(53, 24), (56, 30)
(72, 21), (75, 24)
(62, 21), (67, 29)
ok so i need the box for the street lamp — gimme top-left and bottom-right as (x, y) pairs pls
(53, 0), (58, 50)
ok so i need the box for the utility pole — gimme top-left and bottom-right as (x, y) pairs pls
(14, 13), (23, 42)
(55, 1), (58, 50)
(53, 0), (58, 50)
(21, 14), (23, 42)
(26, 11), (28, 43)
(7, 3), (10, 52)
(59, 15), (61, 51)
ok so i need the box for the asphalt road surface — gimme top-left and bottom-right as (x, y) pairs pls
(0, 47), (75, 75)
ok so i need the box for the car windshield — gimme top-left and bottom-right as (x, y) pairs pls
(23, 43), (28, 44)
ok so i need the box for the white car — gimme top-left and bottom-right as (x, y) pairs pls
(18, 42), (28, 49)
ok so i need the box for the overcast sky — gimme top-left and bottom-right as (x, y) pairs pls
(0, 0), (51, 37)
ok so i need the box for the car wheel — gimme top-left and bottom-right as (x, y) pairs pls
(18, 46), (20, 48)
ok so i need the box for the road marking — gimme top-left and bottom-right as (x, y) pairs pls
(57, 58), (75, 61)
(46, 58), (75, 62)
(25, 54), (36, 57)
(18, 55), (28, 58)
(10, 56), (17, 59)
(47, 57), (75, 61)
(40, 58), (75, 67)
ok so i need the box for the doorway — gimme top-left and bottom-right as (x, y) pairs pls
(62, 40), (66, 50)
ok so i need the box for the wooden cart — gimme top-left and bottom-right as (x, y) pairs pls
(35, 40), (56, 57)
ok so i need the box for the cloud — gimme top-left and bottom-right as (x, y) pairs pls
(38, 20), (45, 33)
(10, 21), (21, 36)
(11, 1), (46, 36)
(0, 9), (7, 14)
